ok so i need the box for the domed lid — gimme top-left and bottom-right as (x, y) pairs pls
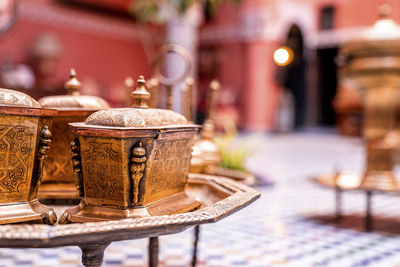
(0, 88), (41, 108)
(341, 5), (400, 57)
(38, 69), (110, 109)
(85, 76), (188, 128)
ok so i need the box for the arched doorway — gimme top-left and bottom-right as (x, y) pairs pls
(284, 25), (306, 128)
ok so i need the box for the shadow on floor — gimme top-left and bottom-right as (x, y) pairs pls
(308, 214), (400, 235)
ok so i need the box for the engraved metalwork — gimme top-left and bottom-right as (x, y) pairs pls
(36, 126), (52, 185)
(70, 137), (84, 197)
(37, 69), (109, 200)
(0, 88), (57, 225)
(61, 76), (200, 223)
(131, 76), (150, 108)
(0, 174), (259, 241)
(130, 142), (147, 205)
(0, 88), (41, 108)
(0, 173), (259, 267)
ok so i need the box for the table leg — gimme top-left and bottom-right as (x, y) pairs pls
(335, 186), (342, 223)
(191, 225), (200, 267)
(79, 242), (110, 267)
(149, 237), (159, 267)
(365, 190), (373, 232)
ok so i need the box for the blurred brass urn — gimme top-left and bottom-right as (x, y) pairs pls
(60, 76), (199, 223)
(0, 88), (57, 224)
(339, 5), (400, 190)
(190, 80), (222, 173)
(37, 69), (109, 199)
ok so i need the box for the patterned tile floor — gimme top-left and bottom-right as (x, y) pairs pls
(3, 132), (400, 267)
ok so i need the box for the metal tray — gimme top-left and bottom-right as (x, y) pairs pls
(0, 173), (260, 266)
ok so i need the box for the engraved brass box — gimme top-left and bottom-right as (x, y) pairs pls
(0, 88), (57, 224)
(37, 69), (109, 199)
(60, 76), (199, 223)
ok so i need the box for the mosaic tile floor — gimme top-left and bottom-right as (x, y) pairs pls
(3, 132), (400, 267)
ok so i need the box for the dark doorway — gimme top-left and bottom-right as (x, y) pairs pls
(317, 48), (338, 125)
(284, 25), (306, 128)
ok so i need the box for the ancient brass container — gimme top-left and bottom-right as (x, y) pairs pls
(59, 76), (199, 223)
(190, 80), (222, 173)
(0, 88), (57, 224)
(37, 69), (110, 200)
(339, 5), (400, 190)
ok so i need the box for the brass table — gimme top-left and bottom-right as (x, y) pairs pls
(313, 173), (400, 232)
(0, 173), (259, 267)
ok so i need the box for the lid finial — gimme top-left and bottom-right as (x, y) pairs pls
(131, 75), (150, 108)
(65, 68), (81, 96)
(207, 79), (220, 121)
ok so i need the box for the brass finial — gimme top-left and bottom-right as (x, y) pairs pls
(131, 76), (150, 109)
(65, 68), (81, 96)
(379, 4), (392, 19)
(201, 79), (220, 140)
(182, 78), (194, 122)
(207, 79), (220, 121)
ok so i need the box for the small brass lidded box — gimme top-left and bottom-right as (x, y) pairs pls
(60, 76), (199, 223)
(37, 69), (110, 199)
(0, 88), (57, 224)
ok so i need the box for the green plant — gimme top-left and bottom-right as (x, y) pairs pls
(215, 134), (249, 171)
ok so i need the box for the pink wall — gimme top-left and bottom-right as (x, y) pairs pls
(0, 0), (153, 106)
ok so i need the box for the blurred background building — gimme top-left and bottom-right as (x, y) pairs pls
(1, 0), (398, 133)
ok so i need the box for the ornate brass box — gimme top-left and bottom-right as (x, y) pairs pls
(37, 69), (109, 199)
(60, 76), (199, 223)
(0, 88), (57, 224)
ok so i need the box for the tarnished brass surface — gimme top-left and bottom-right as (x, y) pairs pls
(0, 88), (57, 224)
(38, 69), (110, 200)
(60, 76), (200, 223)
(338, 5), (400, 191)
(0, 174), (259, 247)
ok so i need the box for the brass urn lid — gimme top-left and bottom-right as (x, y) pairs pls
(84, 76), (188, 128)
(341, 5), (400, 58)
(38, 69), (110, 110)
(0, 88), (41, 108)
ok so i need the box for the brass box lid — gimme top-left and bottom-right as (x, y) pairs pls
(78, 75), (190, 130)
(84, 108), (188, 128)
(0, 88), (56, 116)
(38, 69), (110, 111)
(0, 88), (41, 108)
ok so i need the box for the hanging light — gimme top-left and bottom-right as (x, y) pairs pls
(273, 46), (294, 66)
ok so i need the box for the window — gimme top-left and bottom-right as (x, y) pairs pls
(320, 6), (335, 30)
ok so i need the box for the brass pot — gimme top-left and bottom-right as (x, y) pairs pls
(0, 88), (57, 224)
(339, 5), (400, 190)
(37, 69), (109, 200)
(60, 76), (199, 223)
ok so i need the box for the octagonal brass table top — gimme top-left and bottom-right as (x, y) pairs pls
(0, 173), (259, 248)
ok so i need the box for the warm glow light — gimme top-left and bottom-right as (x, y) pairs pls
(273, 47), (293, 66)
